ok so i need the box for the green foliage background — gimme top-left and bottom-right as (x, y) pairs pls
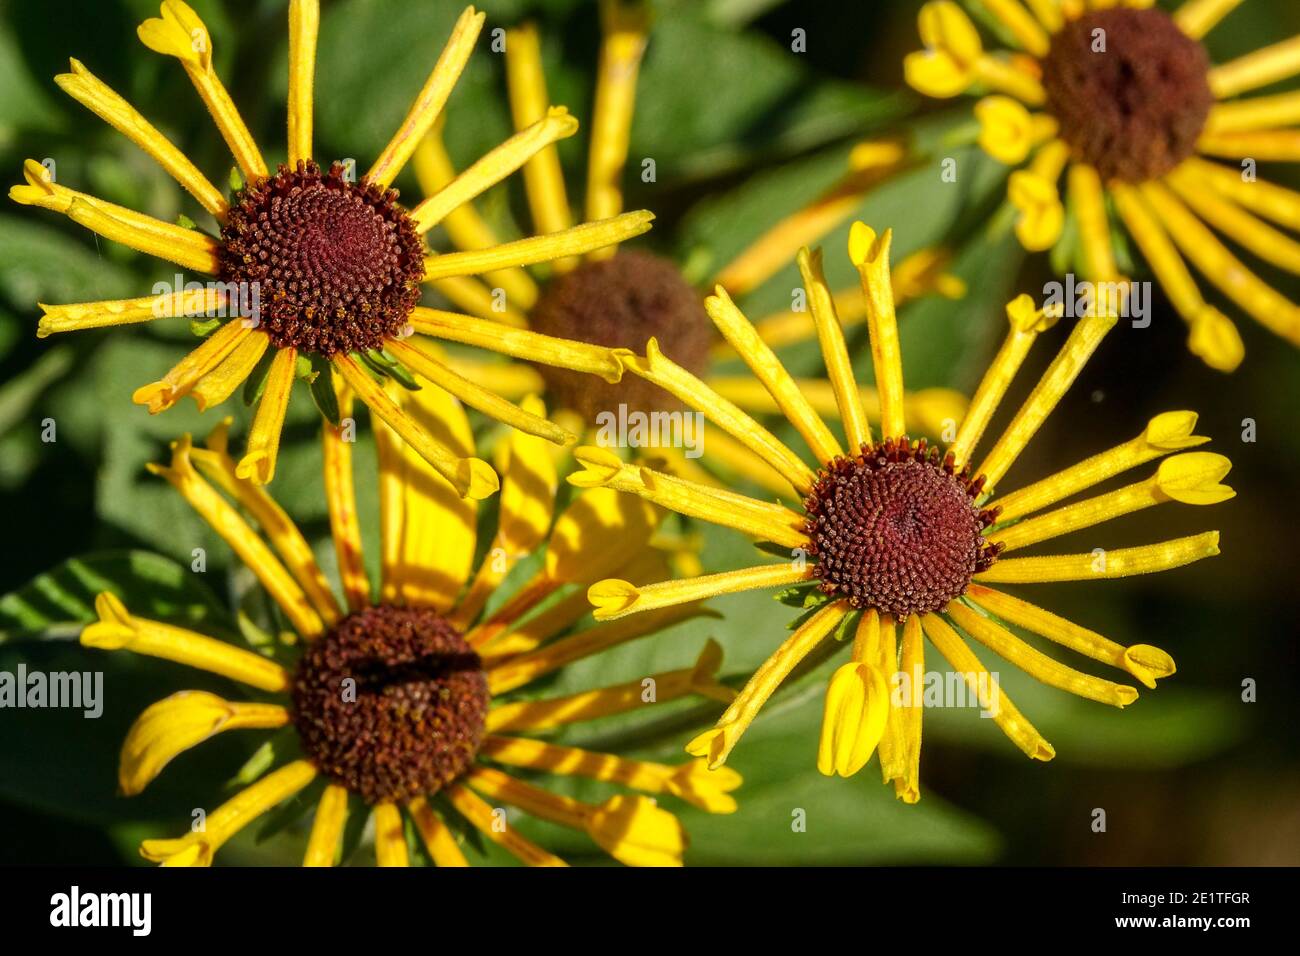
(0, 0), (1297, 865)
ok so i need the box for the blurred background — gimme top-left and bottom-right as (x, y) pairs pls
(0, 0), (1296, 865)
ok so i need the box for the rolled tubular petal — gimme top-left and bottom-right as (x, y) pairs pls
(976, 531), (1221, 583)
(466, 767), (687, 867)
(373, 803), (409, 867)
(800, 246), (872, 452)
(479, 736), (740, 813)
(989, 411), (1209, 522)
(849, 223), (906, 440)
(147, 435), (326, 637)
(236, 346), (297, 485)
(586, 0), (650, 233)
(408, 798), (469, 867)
(707, 288), (843, 463)
(366, 6), (485, 188)
(1174, 0), (1245, 40)
(486, 603), (709, 695)
(421, 211), (654, 279)
(64, 198), (219, 273)
(445, 784), (566, 867)
(410, 307), (625, 382)
(193, 420), (343, 625)
(688, 601), (846, 770)
(504, 22), (575, 251)
(568, 447), (809, 549)
(619, 338), (817, 493)
(1140, 181), (1300, 346)
(55, 58), (227, 216)
(991, 452), (1233, 551)
(588, 562), (809, 621)
(947, 602), (1137, 707)
(411, 131), (539, 308)
(1208, 34), (1300, 99)
(287, 0), (320, 166)
(82, 592), (290, 692)
(410, 107), (579, 234)
(895, 614), (924, 802)
(486, 640), (734, 732)
(189, 328), (270, 411)
(333, 353), (498, 501)
(140, 760), (316, 866)
(920, 613), (1055, 761)
(951, 294), (1059, 467)
(965, 583), (1176, 688)
(977, 314), (1117, 491)
(303, 783), (349, 867)
(322, 384), (370, 611)
(386, 339), (575, 446)
(137, 0), (267, 179)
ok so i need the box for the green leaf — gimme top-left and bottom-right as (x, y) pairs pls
(0, 550), (231, 643)
(242, 347), (276, 406)
(308, 356), (340, 425)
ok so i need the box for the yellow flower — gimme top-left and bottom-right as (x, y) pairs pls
(574, 222), (1229, 803)
(905, 0), (1300, 371)
(416, 0), (966, 498)
(10, 1), (654, 495)
(80, 386), (738, 866)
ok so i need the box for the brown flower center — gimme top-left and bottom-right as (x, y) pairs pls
(219, 161), (425, 356)
(802, 438), (1001, 618)
(528, 250), (711, 420)
(291, 605), (488, 805)
(1041, 7), (1213, 183)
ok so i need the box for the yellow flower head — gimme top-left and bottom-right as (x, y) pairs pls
(905, 0), (1300, 371)
(10, 1), (657, 495)
(80, 387), (738, 866)
(574, 222), (1228, 803)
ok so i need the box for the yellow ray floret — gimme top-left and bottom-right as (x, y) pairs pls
(990, 452), (1234, 551)
(366, 6), (485, 189)
(504, 21), (575, 250)
(946, 602), (1138, 708)
(589, 562), (810, 621)
(990, 410), (1209, 522)
(977, 531), (1221, 583)
(286, 0), (320, 166)
(705, 286), (842, 464)
(333, 353), (498, 501)
(952, 294), (1060, 468)
(422, 210), (654, 280)
(619, 339), (818, 493)
(688, 601), (846, 770)
(373, 802), (409, 867)
(302, 783), (348, 867)
(800, 246), (872, 452)
(147, 435), (326, 636)
(407, 797), (469, 867)
(55, 58), (227, 216)
(569, 447), (809, 549)
(486, 641), (733, 733)
(140, 760), (316, 866)
(82, 592), (290, 692)
(466, 766), (687, 867)
(37, 287), (227, 341)
(137, 1), (267, 180)
(410, 107), (579, 234)
(978, 313), (1117, 490)
(920, 613), (1055, 762)
(586, 0), (651, 238)
(119, 691), (286, 798)
(965, 584), (1175, 689)
(849, 223), (907, 440)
